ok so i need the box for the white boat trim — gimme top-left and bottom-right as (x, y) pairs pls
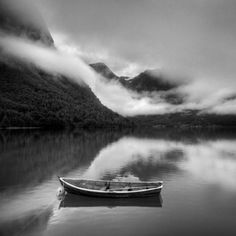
(60, 177), (163, 184)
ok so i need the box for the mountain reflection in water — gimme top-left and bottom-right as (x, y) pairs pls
(0, 129), (236, 236)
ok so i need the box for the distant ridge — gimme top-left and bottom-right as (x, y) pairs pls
(126, 69), (179, 92)
(90, 62), (179, 92)
(89, 62), (236, 127)
(89, 62), (120, 80)
(90, 62), (184, 105)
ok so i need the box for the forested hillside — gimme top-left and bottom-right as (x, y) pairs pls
(0, 59), (133, 129)
(0, 0), (133, 129)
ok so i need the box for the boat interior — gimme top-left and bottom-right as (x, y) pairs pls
(63, 179), (162, 191)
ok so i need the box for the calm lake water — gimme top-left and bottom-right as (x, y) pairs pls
(0, 129), (236, 236)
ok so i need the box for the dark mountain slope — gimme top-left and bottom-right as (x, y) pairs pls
(0, 59), (132, 128)
(125, 69), (179, 92)
(125, 69), (184, 104)
(90, 62), (120, 81)
(130, 111), (236, 128)
(0, 0), (133, 129)
(89, 62), (129, 82)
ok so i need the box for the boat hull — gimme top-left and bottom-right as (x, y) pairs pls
(60, 193), (163, 208)
(59, 177), (163, 198)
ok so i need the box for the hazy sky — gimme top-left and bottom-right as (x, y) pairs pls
(36, 0), (236, 78)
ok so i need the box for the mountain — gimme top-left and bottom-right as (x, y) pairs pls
(1, 0), (235, 129)
(123, 69), (184, 105)
(0, 0), (54, 46)
(0, 59), (133, 128)
(90, 62), (120, 81)
(89, 63), (179, 92)
(89, 63), (236, 127)
(89, 62), (129, 84)
(124, 69), (179, 92)
(130, 111), (236, 128)
(90, 63), (184, 104)
(0, 1), (132, 129)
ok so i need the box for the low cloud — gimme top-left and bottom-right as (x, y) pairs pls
(52, 31), (145, 77)
(1, 33), (236, 116)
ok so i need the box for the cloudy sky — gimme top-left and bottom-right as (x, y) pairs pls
(36, 0), (236, 79)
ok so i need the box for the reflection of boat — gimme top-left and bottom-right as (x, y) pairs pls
(59, 193), (163, 208)
(58, 177), (163, 198)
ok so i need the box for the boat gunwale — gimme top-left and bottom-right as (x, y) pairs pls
(59, 177), (163, 194)
(59, 177), (163, 184)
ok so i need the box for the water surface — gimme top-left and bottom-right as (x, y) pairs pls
(0, 129), (236, 236)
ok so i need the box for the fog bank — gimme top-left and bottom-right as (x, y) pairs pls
(1, 34), (236, 116)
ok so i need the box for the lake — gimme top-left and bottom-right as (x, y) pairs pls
(0, 129), (236, 236)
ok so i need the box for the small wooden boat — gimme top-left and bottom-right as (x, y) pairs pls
(58, 177), (163, 198)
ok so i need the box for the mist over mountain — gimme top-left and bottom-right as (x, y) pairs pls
(90, 62), (184, 105)
(0, 0), (132, 129)
(1, 0), (236, 129)
(89, 62), (236, 127)
(127, 69), (180, 92)
(0, 0), (54, 46)
(90, 62), (180, 92)
(90, 62), (120, 81)
(0, 59), (133, 128)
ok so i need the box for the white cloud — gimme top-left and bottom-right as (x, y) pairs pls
(52, 31), (145, 77)
(1, 33), (236, 116)
(84, 137), (236, 190)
